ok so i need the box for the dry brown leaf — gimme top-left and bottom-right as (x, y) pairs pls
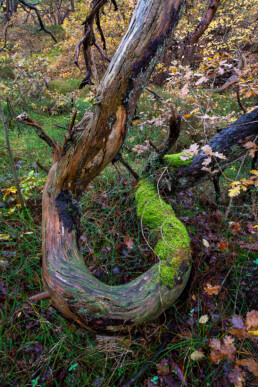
(245, 310), (258, 331)
(231, 315), (245, 330)
(229, 366), (245, 387)
(123, 235), (134, 250)
(237, 358), (258, 377)
(217, 241), (229, 251)
(230, 222), (241, 235)
(204, 283), (221, 295)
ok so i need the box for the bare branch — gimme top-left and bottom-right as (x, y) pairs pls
(145, 87), (165, 103)
(36, 161), (50, 174)
(96, 10), (106, 49)
(28, 291), (50, 302)
(112, 154), (139, 180)
(18, 0), (57, 42)
(16, 112), (58, 150)
(93, 41), (111, 62)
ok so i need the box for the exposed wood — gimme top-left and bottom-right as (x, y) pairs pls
(28, 291), (51, 302)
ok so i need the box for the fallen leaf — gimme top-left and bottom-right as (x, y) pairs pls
(204, 283), (221, 295)
(217, 241), (229, 251)
(237, 358), (258, 376)
(199, 315), (209, 324)
(123, 235), (134, 250)
(245, 310), (258, 331)
(231, 315), (245, 330)
(156, 358), (170, 376)
(190, 350), (205, 361)
(202, 239), (209, 248)
(228, 366), (245, 387)
(0, 234), (10, 241)
(229, 222), (241, 235)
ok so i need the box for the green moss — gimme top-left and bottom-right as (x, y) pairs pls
(163, 152), (193, 170)
(135, 179), (191, 286)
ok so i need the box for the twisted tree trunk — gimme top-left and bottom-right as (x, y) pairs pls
(41, 0), (188, 333)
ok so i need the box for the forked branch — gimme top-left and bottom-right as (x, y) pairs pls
(18, 0), (57, 42)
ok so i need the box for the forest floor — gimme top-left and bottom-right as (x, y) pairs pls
(0, 86), (257, 386)
(0, 22), (257, 387)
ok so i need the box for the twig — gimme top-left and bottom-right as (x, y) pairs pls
(149, 140), (159, 152)
(16, 112), (58, 150)
(93, 42), (111, 62)
(213, 173), (221, 202)
(74, 29), (90, 68)
(53, 123), (69, 130)
(36, 161), (50, 174)
(145, 87), (165, 103)
(121, 338), (168, 387)
(0, 102), (26, 210)
(28, 291), (50, 302)
(96, 10), (106, 49)
(18, 0), (57, 42)
(112, 154), (139, 180)
(143, 104), (181, 175)
(235, 85), (246, 113)
(60, 110), (77, 156)
(81, 0), (107, 26)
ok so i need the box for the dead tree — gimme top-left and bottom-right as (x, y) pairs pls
(18, 0), (258, 334)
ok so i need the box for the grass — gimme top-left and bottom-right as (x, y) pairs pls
(0, 81), (257, 385)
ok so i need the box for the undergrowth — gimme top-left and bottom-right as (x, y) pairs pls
(0, 86), (257, 385)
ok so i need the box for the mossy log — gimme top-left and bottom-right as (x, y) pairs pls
(42, 0), (188, 333)
(164, 108), (258, 193)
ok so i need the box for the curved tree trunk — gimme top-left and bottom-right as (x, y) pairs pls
(42, 0), (188, 333)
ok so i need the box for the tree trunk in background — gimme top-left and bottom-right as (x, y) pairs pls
(42, 0), (187, 333)
(182, 0), (220, 66)
(153, 0), (221, 85)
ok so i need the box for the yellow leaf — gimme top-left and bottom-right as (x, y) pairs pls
(228, 186), (241, 197)
(184, 114), (191, 118)
(248, 330), (258, 336)
(0, 234), (10, 240)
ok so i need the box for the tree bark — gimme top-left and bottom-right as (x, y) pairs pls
(164, 108), (258, 192)
(182, 0), (220, 66)
(42, 0), (187, 333)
